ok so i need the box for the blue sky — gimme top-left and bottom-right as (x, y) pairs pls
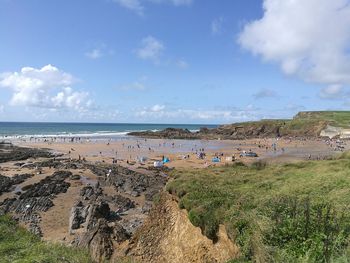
(0, 0), (350, 124)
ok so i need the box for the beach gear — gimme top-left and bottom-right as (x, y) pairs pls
(212, 157), (221, 163)
(153, 161), (164, 168)
(163, 157), (170, 163)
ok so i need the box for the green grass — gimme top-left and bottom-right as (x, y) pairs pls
(294, 111), (350, 128)
(167, 155), (350, 262)
(0, 215), (93, 263)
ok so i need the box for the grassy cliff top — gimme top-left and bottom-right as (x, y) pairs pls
(294, 111), (350, 127)
(232, 111), (350, 127)
(167, 153), (350, 262)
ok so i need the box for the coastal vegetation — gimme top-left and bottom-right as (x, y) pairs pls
(167, 153), (350, 262)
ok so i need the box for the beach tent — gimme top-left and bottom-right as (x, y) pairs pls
(163, 157), (170, 163)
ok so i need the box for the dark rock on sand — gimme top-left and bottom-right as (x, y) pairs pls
(104, 166), (167, 201)
(0, 144), (52, 163)
(0, 170), (72, 236)
(20, 171), (71, 199)
(70, 174), (81, 180)
(69, 185), (111, 233)
(75, 218), (114, 262)
(112, 194), (135, 213)
(86, 201), (111, 230)
(128, 127), (199, 139)
(0, 175), (13, 195)
(0, 173), (34, 195)
(69, 201), (88, 230)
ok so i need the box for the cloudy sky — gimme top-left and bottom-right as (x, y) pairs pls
(1, 0), (350, 124)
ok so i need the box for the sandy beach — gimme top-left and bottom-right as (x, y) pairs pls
(12, 136), (346, 169)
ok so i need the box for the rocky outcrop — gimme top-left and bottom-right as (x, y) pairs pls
(127, 123), (283, 139)
(67, 163), (169, 262)
(0, 170), (72, 236)
(20, 171), (71, 199)
(128, 128), (199, 139)
(0, 143), (52, 163)
(128, 112), (337, 140)
(69, 185), (105, 232)
(0, 175), (13, 195)
(76, 218), (114, 262)
(104, 166), (167, 201)
(70, 184), (130, 262)
(23, 158), (85, 170)
(0, 173), (34, 195)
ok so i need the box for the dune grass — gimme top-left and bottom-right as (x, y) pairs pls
(167, 155), (350, 262)
(0, 215), (92, 263)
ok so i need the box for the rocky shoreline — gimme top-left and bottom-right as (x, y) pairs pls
(127, 118), (329, 140)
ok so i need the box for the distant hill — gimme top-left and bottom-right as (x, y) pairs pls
(128, 111), (350, 139)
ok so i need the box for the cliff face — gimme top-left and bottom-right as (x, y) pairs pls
(127, 193), (239, 263)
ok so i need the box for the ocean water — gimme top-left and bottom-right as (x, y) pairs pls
(0, 122), (218, 139)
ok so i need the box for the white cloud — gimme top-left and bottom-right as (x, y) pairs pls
(211, 17), (224, 35)
(85, 48), (103, 59)
(150, 104), (165, 112)
(118, 81), (146, 91)
(283, 103), (305, 111)
(171, 0), (193, 5)
(319, 84), (345, 100)
(113, 0), (193, 15)
(238, 0), (350, 86)
(0, 65), (93, 112)
(113, 0), (144, 15)
(176, 58), (189, 69)
(135, 105), (261, 122)
(0, 105), (4, 114)
(136, 36), (164, 63)
(149, 0), (193, 6)
(51, 87), (93, 111)
(253, 88), (278, 99)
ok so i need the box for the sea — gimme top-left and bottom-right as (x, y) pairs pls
(0, 122), (218, 140)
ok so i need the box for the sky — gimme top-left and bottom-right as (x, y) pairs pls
(1, 0), (350, 124)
